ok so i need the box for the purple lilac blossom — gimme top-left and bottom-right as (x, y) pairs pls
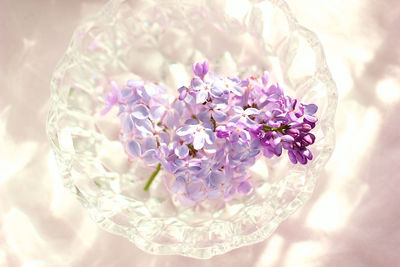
(101, 61), (319, 206)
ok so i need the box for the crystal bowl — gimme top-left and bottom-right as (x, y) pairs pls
(47, 0), (337, 259)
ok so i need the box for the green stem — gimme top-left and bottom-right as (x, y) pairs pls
(263, 124), (289, 134)
(210, 116), (217, 131)
(68, 87), (75, 97)
(187, 144), (197, 156)
(144, 163), (162, 191)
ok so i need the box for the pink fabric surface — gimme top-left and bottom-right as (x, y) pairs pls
(1, 0), (400, 266)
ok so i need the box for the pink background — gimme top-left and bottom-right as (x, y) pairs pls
(1, 0), (400, 266)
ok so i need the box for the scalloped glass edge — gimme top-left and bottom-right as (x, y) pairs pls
(47, 0), (338, 259)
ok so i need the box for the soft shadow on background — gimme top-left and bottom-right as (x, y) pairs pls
(1, 0), (399, 266)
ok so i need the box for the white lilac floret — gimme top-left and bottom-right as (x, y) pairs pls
(101, 61), (318, 206)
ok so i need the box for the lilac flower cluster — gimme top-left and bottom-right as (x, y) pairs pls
(102, 61), (318, 206)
